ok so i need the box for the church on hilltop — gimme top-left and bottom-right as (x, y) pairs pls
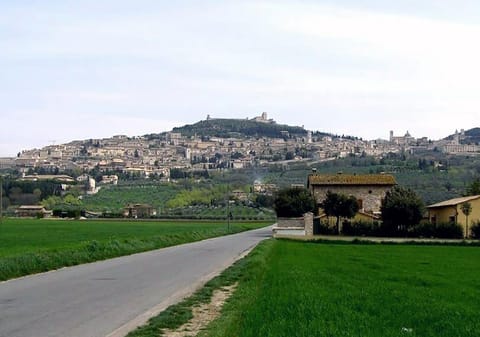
(206, 112), (276, 124)
(251, 112), (275, 124)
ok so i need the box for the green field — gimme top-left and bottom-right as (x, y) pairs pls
(80, 182), (180, 212)
(0, 218), (271, 281)
(200, 240), (480, 337)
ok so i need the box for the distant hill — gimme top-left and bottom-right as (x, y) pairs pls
(463, 128), (480, 144)
(446, 128), (480, 145)
(169, 118), (312, 139)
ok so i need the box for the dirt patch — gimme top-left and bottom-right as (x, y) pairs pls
(161, 283), (238, 337)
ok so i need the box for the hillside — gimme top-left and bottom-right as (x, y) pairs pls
(445, 127), (480, 144)
(463, 128), (480, 144)
(170, 118), (311, 138)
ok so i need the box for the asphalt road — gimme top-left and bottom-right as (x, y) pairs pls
(0, 225), (272, 337)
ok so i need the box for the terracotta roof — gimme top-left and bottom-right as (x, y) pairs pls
(427, 195), (480, 208)
(308, 173), (396, 186)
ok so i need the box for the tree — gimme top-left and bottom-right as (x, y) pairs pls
(285, 151), (295, 160)
(170, 168), (186, 179)
(461, 202), (472, 238)
(466, 178), (480, 196)
(255, 194), (275, 208)
(381, 186), (424, 236)
(321, 191), (359, 234)
(273, 187), (316, 218)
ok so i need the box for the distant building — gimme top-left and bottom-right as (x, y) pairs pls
(441, 144), (480, 154)
(389, 131), (415, 146)
(101, 175), (119, 185)
(231, 190), (249, 201)
(252, 112), (275, 124)
(253, 181), (278, 195)
(19, 174), (75, 183)
(167, 132), (183, 145)
(15, 205), (52, 218)
(306, 131), (312, 144)
(427, 195), (480, 237)
(123, 204), (157, 218)
(0, 157), (15, 169)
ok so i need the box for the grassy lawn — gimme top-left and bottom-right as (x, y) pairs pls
(199, 240), (480, 337)
(0, 218), (271, 281)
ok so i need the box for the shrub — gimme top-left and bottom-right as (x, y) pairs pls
(412, 222), (436, 238)
(342, 220), (381, 236)
(412, 222), (463, 239)
(313, 218), (336, 235)
(434, 222), (464, 239)
(471, 221), (480, 239)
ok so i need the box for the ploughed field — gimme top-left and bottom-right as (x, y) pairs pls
(0, 218), (270, 281)
(201, 240), (480, 337)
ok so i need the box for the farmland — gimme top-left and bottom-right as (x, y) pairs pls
(203, 240), (480, 337)
(0, 218), (271, 281)
(132, 239), (480, 337)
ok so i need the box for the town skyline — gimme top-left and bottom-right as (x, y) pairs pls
(0, 112), (475, 157)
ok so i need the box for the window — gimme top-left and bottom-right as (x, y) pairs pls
(449, 216), (456, 224)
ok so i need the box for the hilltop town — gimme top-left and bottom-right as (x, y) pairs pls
(0, 113), (479, 181)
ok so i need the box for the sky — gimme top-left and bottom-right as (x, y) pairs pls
(1, 0), (480, 156)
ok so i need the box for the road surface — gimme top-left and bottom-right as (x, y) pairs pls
(0, 226), (272, 337)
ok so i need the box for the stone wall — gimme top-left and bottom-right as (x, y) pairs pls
(273, 213), (314, 237)
(276, 217), (305, 228)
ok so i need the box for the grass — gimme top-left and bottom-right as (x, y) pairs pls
(0, 218), (271, 281)
(133, 239), (480, 337)
(200, 240), (480, 337)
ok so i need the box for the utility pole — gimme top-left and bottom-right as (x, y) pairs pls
(227, 187), (231, 233)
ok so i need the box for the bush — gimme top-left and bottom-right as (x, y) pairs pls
(412, 222), (464, 239)
(342, 220), (381, 236)
(471, 221), (480, 239)
(313, 219), (336, 235)
(411, 222), (436, 238)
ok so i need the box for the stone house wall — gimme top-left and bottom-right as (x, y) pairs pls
(311, 185), (391, 213)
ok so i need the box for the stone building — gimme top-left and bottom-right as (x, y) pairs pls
(307, 172), (397, 217)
